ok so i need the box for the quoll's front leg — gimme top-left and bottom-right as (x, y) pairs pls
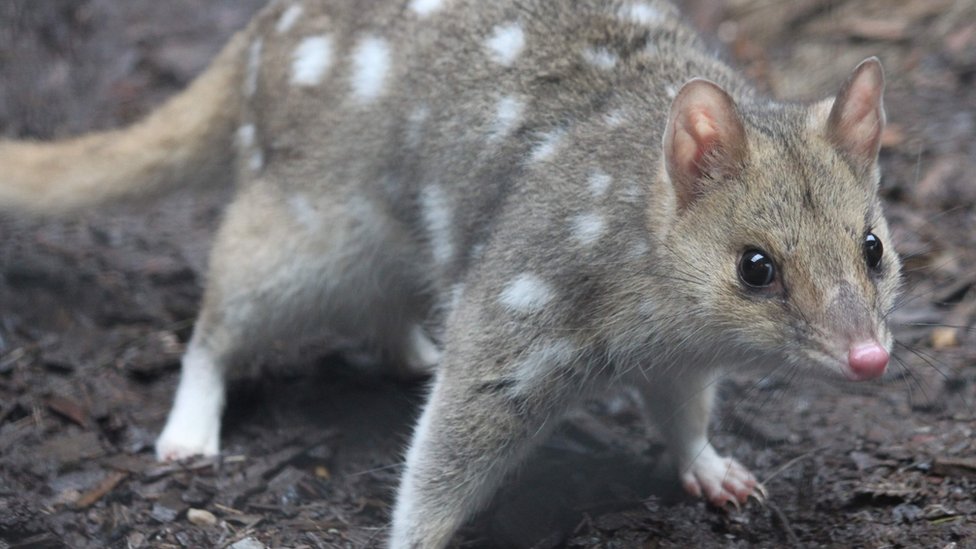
(390, 342), (589, 548)
(639, 372), (765, 507)
(679, 436), (764, 507)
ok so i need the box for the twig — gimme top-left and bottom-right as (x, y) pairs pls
(767, 500), (803, 548)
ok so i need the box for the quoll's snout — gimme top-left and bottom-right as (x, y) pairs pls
(847, 341), (889, 380)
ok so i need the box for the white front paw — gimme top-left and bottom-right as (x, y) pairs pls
(680, 443), (764, 507)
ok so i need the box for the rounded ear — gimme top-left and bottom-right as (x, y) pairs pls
(825, 57), (886, 174)
(663, 78), (748, 212)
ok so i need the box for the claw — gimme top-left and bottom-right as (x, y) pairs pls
(680, 444), (765, 510)
(754, 482), (769, 501)
(748, 490), (766, 506)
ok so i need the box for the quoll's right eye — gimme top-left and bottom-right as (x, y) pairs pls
(738, 249), (776, 288)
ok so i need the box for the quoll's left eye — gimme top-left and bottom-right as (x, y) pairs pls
(864, 232), (883, 271)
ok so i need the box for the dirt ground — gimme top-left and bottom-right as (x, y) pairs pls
(1, 0), (974, 547)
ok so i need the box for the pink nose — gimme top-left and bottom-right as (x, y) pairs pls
(847, 341), (889, 380)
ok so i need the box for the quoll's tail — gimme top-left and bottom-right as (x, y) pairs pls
(0, 30), (249, 215)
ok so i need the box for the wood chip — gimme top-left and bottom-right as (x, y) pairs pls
(840, 18), (909, 41)
(46, 394), (90, 428)
(931, 327), (959, 349)
(74, 471), (128, 509)
(932, 457), (976, 478)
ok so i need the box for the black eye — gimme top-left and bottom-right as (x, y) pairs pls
(864, 232), (883, 271)
(738, 249), (776, 288)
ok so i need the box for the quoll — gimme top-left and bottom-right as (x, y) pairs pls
(0, 0), (901, 546)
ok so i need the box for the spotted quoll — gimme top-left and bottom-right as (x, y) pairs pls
(0, 0), (901, 546)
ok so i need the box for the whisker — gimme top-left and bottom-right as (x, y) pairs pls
(893, 340), (950, 381)
(760, 448), (819, 486)
(897, 322), (975, 331)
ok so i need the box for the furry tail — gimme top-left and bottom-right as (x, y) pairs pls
(0, 31), (249, 215)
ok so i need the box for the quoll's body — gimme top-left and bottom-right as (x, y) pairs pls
(0, 0), (901, 546)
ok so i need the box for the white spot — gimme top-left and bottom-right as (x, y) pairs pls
(587, 169), (612, 197)
(409, 0), (444, 17)
(628, 238), (650, 260)
(513, 338), (577, 395)
(570, 212), (605, 246)
(469, 243), (486, 262)
(604, 108), (626, 127)
(245, 39), (263, 97)
(155, 343), (224, 460)
(276, 4), (304, 34)
(619, 2), (667, 25)
(582, 46), (618, 70)
(248, 150), (264, 172)
(288, 194), (320, 230)
(236, 124), (263, 172)
(665, 84), (678, 99)
(529, 129), (564, 163)
(499, 273), (554, 313)
(420, 184), (454, 266)
(291, 35), (333, 87)
(351, 36), (391, 102)
(485, 23), (525, 66)
(490, 95), (523, 142)
(406, 104), (430, 148)
(448, 283), (465, 313)
(236, 124), (256, 149)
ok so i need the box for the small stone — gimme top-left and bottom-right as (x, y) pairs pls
(127, 531), (146, 548)
(150, 501), (179, 523)
(229, 537), (266, 549)
(187, 508), (217, 526)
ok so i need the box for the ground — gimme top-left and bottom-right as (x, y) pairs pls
(1, 1), (974, 547)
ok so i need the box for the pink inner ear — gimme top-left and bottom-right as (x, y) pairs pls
(828, 58), (886, 165)
(837, 84), (882, 156)
(673, 108), (720, 178)
(664, 79), (746, 211)
(689, 110), (720, 166)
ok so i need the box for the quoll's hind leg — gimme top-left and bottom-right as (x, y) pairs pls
(400, 324), (442, 377)
(155, 326), (233, 461)
(156, 181), (425, 461)
(637, 371), (765, 507)
(340, 323), (441, 379)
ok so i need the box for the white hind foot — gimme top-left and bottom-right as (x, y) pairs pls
(155, 342), (225, 461)
(403, 324), (441, 375)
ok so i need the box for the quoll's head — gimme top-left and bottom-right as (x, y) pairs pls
(656, 58), (901, 381)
